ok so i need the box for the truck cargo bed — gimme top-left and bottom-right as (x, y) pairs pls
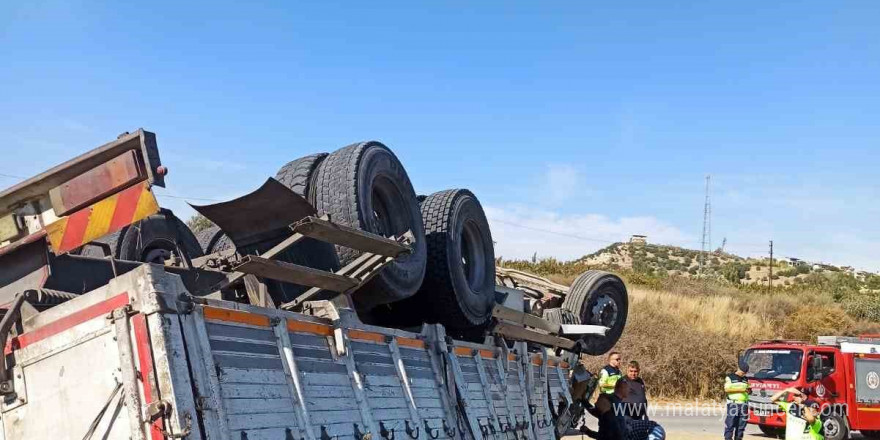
(0, 265), (577, 440)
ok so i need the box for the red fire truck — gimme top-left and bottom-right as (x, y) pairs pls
(741, 336), (880, 439)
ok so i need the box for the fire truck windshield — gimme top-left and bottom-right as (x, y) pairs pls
(742, 348), (804, 380)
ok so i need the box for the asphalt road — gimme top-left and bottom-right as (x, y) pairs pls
(564, 408), (871, 440)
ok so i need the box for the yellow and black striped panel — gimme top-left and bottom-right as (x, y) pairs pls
(45, 181), (159, 254)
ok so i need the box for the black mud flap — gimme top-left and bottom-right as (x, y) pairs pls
(190, 178), (316, 248)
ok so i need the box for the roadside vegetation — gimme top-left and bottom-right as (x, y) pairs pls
(186, 213), (214, 234)
(499, 243), (880, 400)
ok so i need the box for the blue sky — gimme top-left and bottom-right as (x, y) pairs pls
(2, 1), (879, 269)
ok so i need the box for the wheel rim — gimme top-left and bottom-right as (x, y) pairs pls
(139, 234), (184, 264)
(824, 418), (840, 437)
(459, 219), (486, 291)
(371, 176), (410, 239)
(589, 288), (620, 327)
(142, 244), (173, 264)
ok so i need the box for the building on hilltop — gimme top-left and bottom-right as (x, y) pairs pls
(630, 234), (647, 245)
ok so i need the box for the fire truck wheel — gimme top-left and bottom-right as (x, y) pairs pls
(758, 425), (784, 438)
(823, 415), (848, 440)
(313, 141), (427, 309)
(561, 270), (629, 356)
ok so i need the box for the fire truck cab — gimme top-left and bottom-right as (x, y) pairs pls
(741, 336), (880, 439)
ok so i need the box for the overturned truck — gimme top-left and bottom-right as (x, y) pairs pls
(0, 130), (628, 439)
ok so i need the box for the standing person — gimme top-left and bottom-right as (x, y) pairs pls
(599, 351), (623, 394)
(616, 380), (666, 440)
(621, 361), (649, 420)
(723, 365), (750, 440)
(769, 387), (824, 440)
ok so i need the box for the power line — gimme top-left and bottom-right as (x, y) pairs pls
(0, 177), (793, 256)
(488, 218), (618, 244)
(154, 193), (222, 202)
(0, 172), (26, 180)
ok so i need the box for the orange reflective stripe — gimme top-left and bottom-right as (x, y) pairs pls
(454, 347), (473, 357)
(508, 353), (517, 361)
(46, 182), (159, 254)
(560, 362), (570, 369)
(532, 356), (543, 366)
(397, 337), (426, 349)
(479, 349), (496, 359)
(287, 320), (332, 336)
(203, 307), (271, 327)
(348, 329), (385, 343)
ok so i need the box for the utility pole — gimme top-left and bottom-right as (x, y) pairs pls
(699, 175), (712, 276)
(768, 240), (774, 290)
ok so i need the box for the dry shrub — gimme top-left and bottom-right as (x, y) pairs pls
(628, 289), (768, 339)
(500, 256), (880, 399)
(781, 305), (856, 341)
(582, 288), (769, 400)
(842, 293), (880, 322)
(547, 273), (577, 286)
(849, 320), (880, 336)
(580, 288), (874, 400)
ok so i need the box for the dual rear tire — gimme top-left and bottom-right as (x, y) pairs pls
(311, 142), (428, 310)
(418, 189), (496, 329)
(382, 189), (496, 331)
(275, 144), (496, 332)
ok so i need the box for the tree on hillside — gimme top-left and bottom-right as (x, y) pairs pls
(721, 262), (748, 283)
(187, 213), (214, 233)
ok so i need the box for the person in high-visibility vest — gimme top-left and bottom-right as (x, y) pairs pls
(598, 351), (623, 394)
(769, 387), (824, 440)
(723, 365), (750, 440)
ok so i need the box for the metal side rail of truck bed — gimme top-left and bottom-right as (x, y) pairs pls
(0, 264), (583, 440)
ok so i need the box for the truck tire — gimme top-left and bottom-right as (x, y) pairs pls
(542, 307), (578, 325)
(401, 189), (495, 329)
(561, 270), (628, 355)
(82, 211), (204, 264)
(273, 152), (341, 275)
(275, 153), (329, 205)
(313, 141), (427, 309)
(823, 415), (849, 440)
(197, 226), (234, 254)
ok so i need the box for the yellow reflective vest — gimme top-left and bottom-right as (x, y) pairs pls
(724, 374), (749, 403)
(778, 402), (824, 440)
(599, 366), (622, 394)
